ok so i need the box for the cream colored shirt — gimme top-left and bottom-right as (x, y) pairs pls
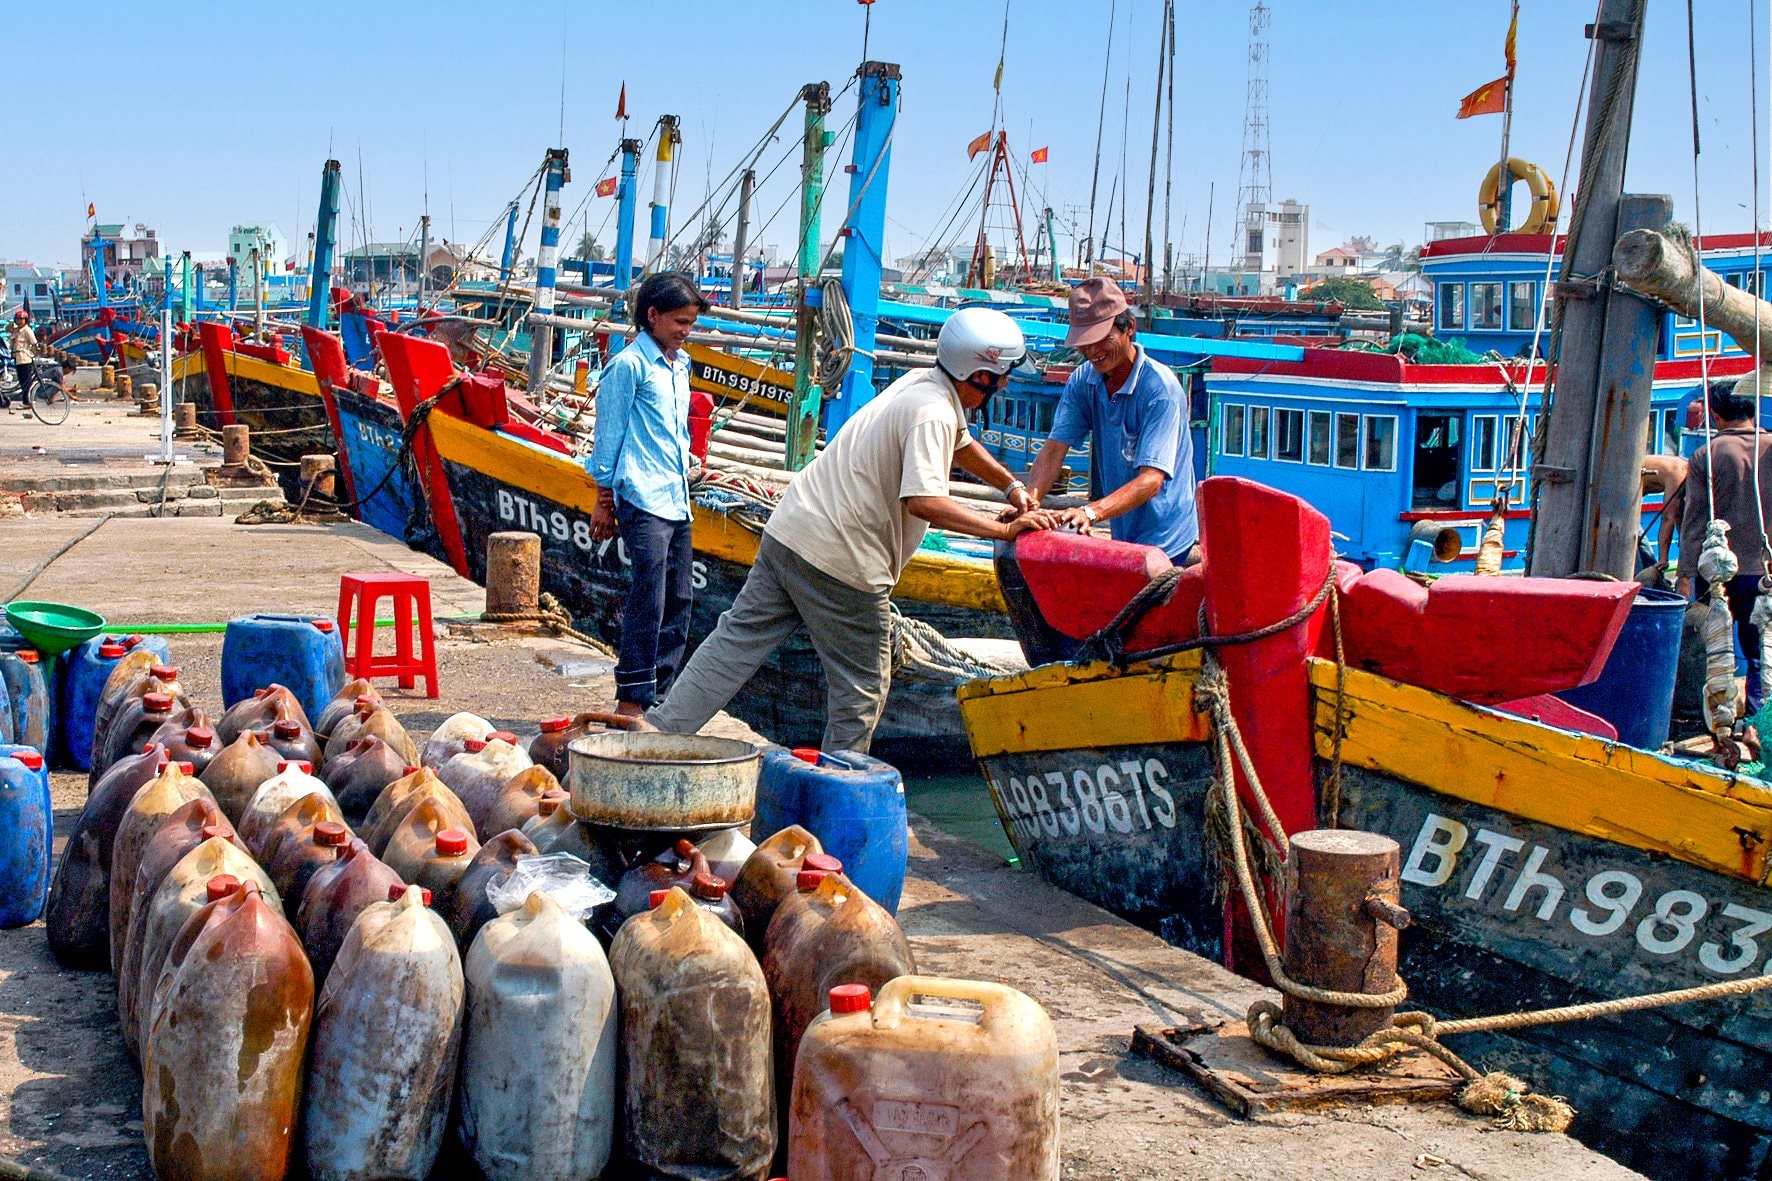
(766, 367), (972, 592)
(8, 323), (35, 365)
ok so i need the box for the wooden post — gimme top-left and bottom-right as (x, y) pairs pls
(1281, 830), (1406, 1047)
(485, 532), (541, 618)
(1528, 0), (1648, 578)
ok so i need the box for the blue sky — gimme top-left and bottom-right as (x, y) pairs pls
(4, 1), (1769, 271)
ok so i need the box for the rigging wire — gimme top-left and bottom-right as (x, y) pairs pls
(1689, 0), (1717, 522)
(1085, 0), (1117, 272)
(1752, 0), (1769, 570)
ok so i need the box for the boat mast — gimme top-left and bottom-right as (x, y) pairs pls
(786, 81), (832, 472)
(730, 168), (755, 310)
(306, 160), (341, 330)
(526, 147), (570, 393)
(498, 204), (519, 283)
(826, 60), (901, 436)
(417, 213), (430, 310)
(1141, 0), (1172, 323)
(1527, 0), (1662, 579)
(1494, 0), (1519, 232)
(612, 139), (642, 291)
(645, 116), (680, 273)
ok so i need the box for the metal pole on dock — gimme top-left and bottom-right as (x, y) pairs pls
(786, 82), (832, 472)
(180, 252), (193, 326)
(825, 61), (900, 438)
(730, 168), (755, 311)
(158, 301), (174, 466)
(307, 160), (342, 330)
(498, 203), (519, 283)
(1045, 207), (1060, 282)
(227, 258), (238, 313)
(646, 116), (680, 273)
(1527, 0), (1654, 578)
(613, 138), (642, 291)
(417, 213), (431, 309)
(527, 147), (570, 393)
(194, 265), (205, 316)
(252, 244), (265, 340)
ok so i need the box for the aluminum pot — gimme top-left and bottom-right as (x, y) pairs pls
(567, 732), (760, 832)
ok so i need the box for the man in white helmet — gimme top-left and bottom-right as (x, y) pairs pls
(643, 307), (1056, 752)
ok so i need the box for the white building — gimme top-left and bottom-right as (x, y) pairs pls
(228, 224), (291, 278)
(1239, 198), (1309, 291)
(4, 264), (57, 312)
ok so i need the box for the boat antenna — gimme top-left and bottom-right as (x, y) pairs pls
(860, 0), (874, 67)
(1142, 0), (1173, 319)
(1687, 0), (1716, 525)
(1085, 0), (1116, 273)
(1161, 1), (1176, 297)
(1118, 1), (1132, 280)
(558, 1), (569, 146)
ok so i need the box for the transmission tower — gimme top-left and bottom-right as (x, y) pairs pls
(1232, 1), (1272, 271)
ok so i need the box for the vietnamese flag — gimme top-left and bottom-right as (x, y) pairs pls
(1456, 75), (1508, 119)
(967, 131), (993, 160)
(1030, 146), (1049, 164)
(86, 202), (95, 219)
(595, 176), (618, 198)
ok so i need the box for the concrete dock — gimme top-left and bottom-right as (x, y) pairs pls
(0, 403), (1638, 1179)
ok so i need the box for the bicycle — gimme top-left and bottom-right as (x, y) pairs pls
(3, 360), (70, 425)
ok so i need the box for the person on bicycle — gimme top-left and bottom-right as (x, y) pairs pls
(7, 310), (36, 407)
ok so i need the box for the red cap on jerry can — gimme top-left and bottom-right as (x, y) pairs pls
(436, 829), (470, 856)
(314, 821), (349, 847)
(828, 983), (873, 1014)
(795, 869), (829, 891)
(792, 747), (821, 764)
(98, 643), (127, 658)
(649, 888), (671, 909)
(803, 853), (843, 874)
(538, 716), (571, 733)
(205, 875), (241, 903)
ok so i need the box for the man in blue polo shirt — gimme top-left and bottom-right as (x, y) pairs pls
(1024, 277), (1198, 561)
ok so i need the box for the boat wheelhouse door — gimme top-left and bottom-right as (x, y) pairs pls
(1411, 413), (1462, 510)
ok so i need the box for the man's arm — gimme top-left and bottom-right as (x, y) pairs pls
(1025, 439), (1070, 502)
(1055, 466), (1168, 530)
(1658, 480), (1685, 567)
(586, 358), (636, 540)
(953, 438), (1037, 515)
(904, 496), (1058, 541)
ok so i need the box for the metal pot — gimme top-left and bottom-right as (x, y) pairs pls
(567, 732), (760, 832)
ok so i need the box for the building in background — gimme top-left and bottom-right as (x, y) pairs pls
(4, 264), (58, 313)
(228, 224), (291, 278)
(1238, 198), (1309, 291)
(81, 222), (160, 287)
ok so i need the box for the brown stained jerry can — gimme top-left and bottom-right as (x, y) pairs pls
(384, 805), (479, 888)
(321, 736), (410, 824)
(239, 764), (340, 858)
(256, 717), (324, 768)
(324, 704), (418, 766)
(524, 792), (579, 851)
(314, 679), (379, 741)
(142, 883), (314, 1181)
(787, 977), (1060, 1181)
(479, 765), (561, 840)
(367, 777), (474, 860)
(526, 716), (578, 780)
(198, 729), (284, 826)
(686, 872), (745, 939)
(439, 736), (534, 834)
(297, 841), (405, 990)
(609, 887), (774, 1181)
(117, 803), (240, 1056)
(521, 790), (570, 840)
(132, 834), (278, 1056)
(260, 799), (352, 916)
(90, 649), (163, 764)
(151, 723), (220, 776)
(91, 664), (186, 782)
(418, 711), (494, 769)
(303, 884), (464, 1181)
(108, 763), (215, 976)
(609, 839), (711, 941)
(700, 828), (757, 890)
(46, 744), (168, 969)
(216, 684), (313, 746)
(361, 766), (434, 841)
(96, 691), (179, 787)
(405, 828), (480, 917)
(763, 870), (915, 1119)
(443, 829), (538, 951)
(732, 826), (830, 956)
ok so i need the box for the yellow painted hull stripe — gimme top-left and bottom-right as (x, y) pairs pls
(955, 651), (1208, 758)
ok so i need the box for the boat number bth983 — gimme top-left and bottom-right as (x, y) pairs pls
(996, 758), (1178, 845)
(494, 488), (707, 588)
(1403, 810), (1772, 981)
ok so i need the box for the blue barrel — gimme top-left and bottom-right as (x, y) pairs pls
(61, 638), (130, 772)
(0, 652), (49, 755)
(755, 746), (908, 913)
(1555, 587), (1687, 749)
(0, 747), (52, 928)
(221, 613), (346, 725)
(0, 669), (13, 746)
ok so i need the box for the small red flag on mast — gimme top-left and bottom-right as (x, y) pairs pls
(1456, 76), (1508, 119)
(967, 131), (992, 160)
(1030, 147), (1049, 164)
(615, 82), (627, 122)
(86, 202), (95, 219)
(595, 177), (617, 198)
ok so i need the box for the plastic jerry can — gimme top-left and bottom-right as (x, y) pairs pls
(304, 883), (464, 1181)
(757, 746), (908, 913)
(62, 639), (128, 771)
(95, 690), (179, 787)
(149, 722), (220, 776)
(142, 882), (314, 1181)
(108, 762), (215, 973)
(45, 742), (168, 968)
(479, 765), (561, 840)
(0, 650), (49, 755)
(368, 778), (475, 860)
(239, 762), (339, 857)
(700, 827), (757, 890)
(419, 711), (494, 769)
(91, 668), (185, 783)
(608, 839), (711, 941)
(314, 678), (379, 741)
(258, 717), (324, 767)
(320, 735), (410, 823)
(763, 871), (915, 1111)
(683, 872), (744, 938)
(324, 703), (418, 766)
(297, 841), (405, 990)
(788, 977), (1059, 1180)
(0, 750), (51, 928)
(384, 807), (479, 889)
(521, 790), (570, 839)
(360, 766), (441, 845)
(220, 612), (346, 726)
(0, 664), (14, 745)
(525, 712), (610, 780)
(609, 886), (775, 1180)
(403, 828), (480, 916)
(440, 736), (534, 834)
(217, 684), (313, 746)
(732, 826), (833, 956)
(198, 728), (284, 825)
(88, 648), (163, 761)
(261, 807), (352, 917)
(458, 892), (617, 1181)
(442, 829), (538, 951)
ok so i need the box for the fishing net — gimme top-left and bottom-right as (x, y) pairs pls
(1387, 333), (1485, 365)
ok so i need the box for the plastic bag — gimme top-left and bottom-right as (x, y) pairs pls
(485, 852), (615, 920)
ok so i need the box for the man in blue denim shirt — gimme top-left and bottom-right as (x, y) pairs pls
(586, 272), (710, 718)
(1025, 277), (1198, 562)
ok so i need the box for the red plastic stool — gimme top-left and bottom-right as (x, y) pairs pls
(336, 572), (439, 698)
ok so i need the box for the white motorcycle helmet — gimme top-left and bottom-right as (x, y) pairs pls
(936, 307), (1027, 386)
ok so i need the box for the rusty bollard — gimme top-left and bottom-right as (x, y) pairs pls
(221, 424), (251, 467)
(299, 454), (336, 502)
(485, 531), (542, 619)
(1280, 829), (1409, 1047)
(173, 401), (197, 433)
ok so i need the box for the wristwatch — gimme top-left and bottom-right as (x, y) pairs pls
(1005, 479), (1027, 497)
(1081, 504), (1099, 523)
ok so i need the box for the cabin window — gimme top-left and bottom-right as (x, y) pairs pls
(1222, 404), (1247, 456)
(1471, 415), (1498, 471)
(1470, 282), (1504, 330)
(1508, 282), (1538, 331)
(1307, 410), (1332, 465)
(1275, 407), (1304, 461)
(1502, 415), (1531, 473)
(1365, 416), (1399, 471)
(1037, 401), (1054, 434)
(1647, 406), (1681, 456)
(1248, 406), (1271, 459)
(1412, 414), (1462, 507)
(1437, 283), (1464, 331)
(1335, 412), (1361, 469)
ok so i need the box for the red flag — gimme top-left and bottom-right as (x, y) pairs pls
(615, 82), (627, 122)
(86, 202), (95, 219)
(1030, 146), (1049, 164)
(1504, 6), (1518, 74)
(967, 131), (993, 160)
(595, 176), (618, 198)
(1456, 76), (1508, 119)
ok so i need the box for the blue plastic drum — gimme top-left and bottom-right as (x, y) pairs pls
(221, 613), (347, 725)
(1555, 586), (1687, 749)
(61, 638), (130, 771)
(755, 746), (908, 913)
(0, 652), (49, 754)
(0, 747), (52, 928)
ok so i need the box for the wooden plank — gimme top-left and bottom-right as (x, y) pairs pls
(1307, 659), (1772, 884)
(958, 653), (1208, 758)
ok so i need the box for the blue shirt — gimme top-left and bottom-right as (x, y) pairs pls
(1050, 345), (1198, 557)
(585, 332), (692, 522)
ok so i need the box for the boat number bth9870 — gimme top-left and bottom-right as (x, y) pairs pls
(494, 488), (707, 588)
(1403, 810), (1772, 981)
(995, 758), (1179, 845)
